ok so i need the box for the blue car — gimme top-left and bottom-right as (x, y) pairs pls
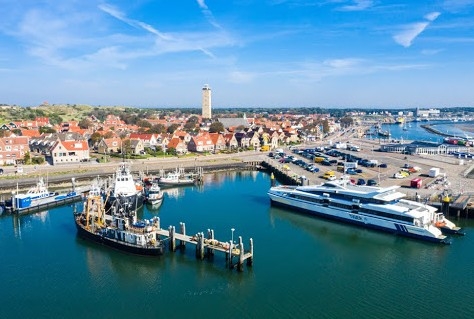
(346, 169), (357, 175)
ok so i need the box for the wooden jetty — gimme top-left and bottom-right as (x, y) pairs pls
(154, 219), (253, 272)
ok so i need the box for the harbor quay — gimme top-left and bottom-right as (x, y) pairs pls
(0, 151), (264, 194)
(1, 139), (473, 217)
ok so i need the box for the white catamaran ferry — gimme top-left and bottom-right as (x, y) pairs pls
(268, 177), (461, 244)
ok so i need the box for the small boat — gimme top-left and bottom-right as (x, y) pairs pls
(377, 129), (391, 137)
(74, 187), (164, 256)
(9, 178), (81, 212)
(26, 177), (57, 201)
(145, 182), (164, 208)
(158, 170), (195, 188)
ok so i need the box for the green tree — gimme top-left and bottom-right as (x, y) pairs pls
(322, 119), (330, 134)
(340, 116), (354, 128)
(90, 132), (102, 146)
(122, 139), (131, 155)
(24, 151), (31, 164)
(148, 124), (166, 134)
(104, 131), (115, 139)
(78, 118), (92, 129)
(39, 126), (56, 134)
(209, 121), (224, 133)
(137, 119), (152, 128)
(183, 121), (198, 132)
(167, 124), (179, 134)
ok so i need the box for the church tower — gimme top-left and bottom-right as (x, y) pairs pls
(202, 84), (212, 119)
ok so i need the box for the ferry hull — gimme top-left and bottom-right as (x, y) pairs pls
(269, 196), (448, 244)
(75, 221), (164, 256)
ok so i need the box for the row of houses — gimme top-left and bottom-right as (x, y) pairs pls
(1, 125), (300, 165)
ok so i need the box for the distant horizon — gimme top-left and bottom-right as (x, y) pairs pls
(1, 1), (474, 107)
(4, 103), (474, 113)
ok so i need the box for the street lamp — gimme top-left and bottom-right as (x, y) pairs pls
(231, 228), (235, 244)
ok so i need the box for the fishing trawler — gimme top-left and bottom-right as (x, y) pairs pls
(268, 177), (462, 244)
(74, 184), (164, 256)
(105, 162), (144, 214)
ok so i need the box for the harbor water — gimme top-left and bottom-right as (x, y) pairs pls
(376, 120), (474, 142)
(1, 171), (474, 318)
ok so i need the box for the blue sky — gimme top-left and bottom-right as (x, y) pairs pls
(1, 0), (474, 109)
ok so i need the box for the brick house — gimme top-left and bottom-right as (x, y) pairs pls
(0, 136), (30, 165)
(50, 140), (90, 165)
(167, 137), (188, 155)
(129, 133), (158, 149)
(97, 137), (122, 154)
(187, 133), (214, 153)
(209, 133), (227, 153)
(223, 133), (239, 150)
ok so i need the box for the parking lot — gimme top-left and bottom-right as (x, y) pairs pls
(267, 138), (473, 199)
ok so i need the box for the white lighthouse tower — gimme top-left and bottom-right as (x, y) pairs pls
(202, 84), (212, 119)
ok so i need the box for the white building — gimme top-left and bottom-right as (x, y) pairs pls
(416, 108), (440, 118)
(202, 84), (212, 119)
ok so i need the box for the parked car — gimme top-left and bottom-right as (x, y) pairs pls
(367, 179), (377, 186)
(378, 163), (388, 168)
(357, 178), (366, 185)
(346, 168), (357, 175)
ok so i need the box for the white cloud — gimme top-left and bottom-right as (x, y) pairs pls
(340, 0), (374, 11)
(392, 12), (441, 48)
(196, 0), (223, 30)
(393, 22), (430, 47)
(323, 58), (362, 68)
(425, 12), (441, 21)
(99, 4), (172, 41)
(421, 48), (443, 55)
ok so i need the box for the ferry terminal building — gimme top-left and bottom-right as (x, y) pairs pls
(379, 141), (470, 156)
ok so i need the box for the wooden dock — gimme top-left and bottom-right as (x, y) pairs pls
(154, 219), (253, 271)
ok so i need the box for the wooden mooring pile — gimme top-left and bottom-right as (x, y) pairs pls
(155, 219), (254, 272)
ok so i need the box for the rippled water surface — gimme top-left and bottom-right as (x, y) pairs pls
(1, 171), (473, 319)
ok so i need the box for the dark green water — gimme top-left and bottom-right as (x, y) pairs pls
(1, 171), (473, 319)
